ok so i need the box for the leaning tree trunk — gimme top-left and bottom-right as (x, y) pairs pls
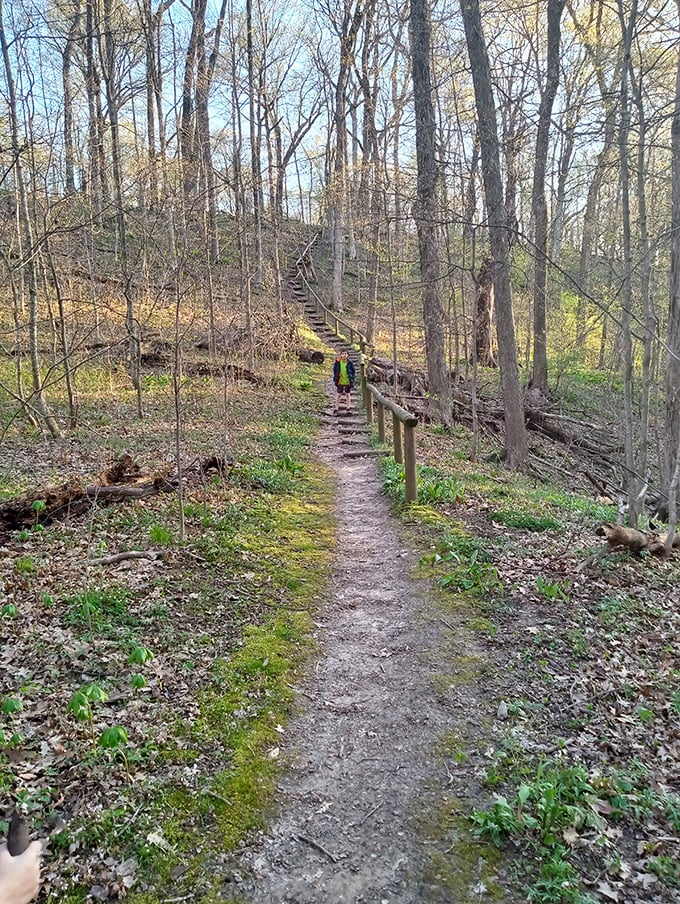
(409, 0), (453, 427)
(459, 0), (527, 469)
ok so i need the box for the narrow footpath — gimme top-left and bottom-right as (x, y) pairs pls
(234, 384), (456, 903)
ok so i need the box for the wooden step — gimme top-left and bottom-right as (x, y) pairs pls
(342, 449), (385, 459)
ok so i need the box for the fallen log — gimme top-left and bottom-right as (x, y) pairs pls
(0, 456), (227, 536)
(367, 357), (427, 396)
(596, 522), (648, 552)
(185, 361), (264, 384)
(525, 408), (619, 454)
(91, 549), (166, 566)
(297, 347), (325, 365)
(576, 522), (680, 569)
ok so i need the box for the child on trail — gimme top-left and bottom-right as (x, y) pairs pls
(333, 350), (355, 415)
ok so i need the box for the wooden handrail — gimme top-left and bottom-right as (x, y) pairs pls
(365, 384), (418, 427)
(362, 370), (418, 503)
(297, 270), (372, 354)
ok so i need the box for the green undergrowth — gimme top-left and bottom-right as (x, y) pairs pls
(0, 357), (335, 903)
(471, 749), (680, 904)
(120, 478), (334, 898)
(378, 427), (680, 903)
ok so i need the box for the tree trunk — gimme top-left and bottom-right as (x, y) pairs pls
(62, 0), (80, 194)
(664, 2), (680, 511)
(85, 0), (102, 224)
(330, 0), (363, 313)
(409, 0), (453, 428)
(530, 0), (564, 393)
(101, 0), (142, 416)
(0, 0), (62, 438)
(246, 0), (263, 283)
(617, 0), (639, 524)
(459, 0), (527, 469)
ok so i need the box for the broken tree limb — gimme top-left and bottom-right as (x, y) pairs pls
(297, 347), (325, 365)
(595, 522), (648, 552)
(91, 549), (166, 566)
(0, 455), (227, 536)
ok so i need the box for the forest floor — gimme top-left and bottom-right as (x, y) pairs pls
(1, 324), (680, 904)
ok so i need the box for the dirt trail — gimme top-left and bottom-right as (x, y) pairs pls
(233, 386), (456, 903)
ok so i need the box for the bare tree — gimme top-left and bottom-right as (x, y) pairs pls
(0, 0), (62, 437)
(409, 0), (452, 428)
(530, 0), (564, 393)
(459, 0), (527, 469)
(663, 1), (680, 514)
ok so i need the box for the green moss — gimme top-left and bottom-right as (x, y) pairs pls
(468, 616), (497, 636)
(416, 798), (505, 901)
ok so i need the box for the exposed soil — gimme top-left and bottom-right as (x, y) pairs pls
(233, 388), (468, 903)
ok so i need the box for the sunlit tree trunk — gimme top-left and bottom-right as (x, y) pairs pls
(617, 0), (639, 523)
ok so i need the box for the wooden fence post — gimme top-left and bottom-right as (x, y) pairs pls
(404, 424), (417, 503)
(377, 402), (385, 443)
(361, 362), (367, 409)
(366, 390), (374, 425)
(392, 412), (403, 463)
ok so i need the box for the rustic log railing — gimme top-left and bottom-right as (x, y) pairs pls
(293, 239), (415, 499)
(298, 272), (372, 354)
(361, 364), (418, 503)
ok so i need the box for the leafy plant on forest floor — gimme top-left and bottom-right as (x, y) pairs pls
(420, 534), (501, 596)
(472, 761), (603, 903)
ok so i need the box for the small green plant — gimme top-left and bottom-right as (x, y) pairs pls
(472, 761), (602, 903)
(536, 576), (570, 603)
(0, 728), (23, 748)
(637, 706), (655, 724)
(490, 510), (561, 531)
(234, 461), (293, 493)
(648, 855), (680, 888)
(14, 556), (36, 575)
(99, 725), (128, 749)
(68, 683), (108, 746)
(470, 796), (520, 844)
(65, 587), (133, 633)
(149, 524), (173, 545)
(439, 550), (501, 595)
(31, 499), (46, 526)
(130, 673), (147, 690)
(596, 594), (629, 626)
(528, 853), (589, 904)
(1, 696), (23, 715)
(379, 458), (406, 501)
(275, 454), (304, 475)
(128, 645), (154, 665)
(566, 628), (588, 659)
(1, 603), (17, 617)
(418, 476), (464, 505)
